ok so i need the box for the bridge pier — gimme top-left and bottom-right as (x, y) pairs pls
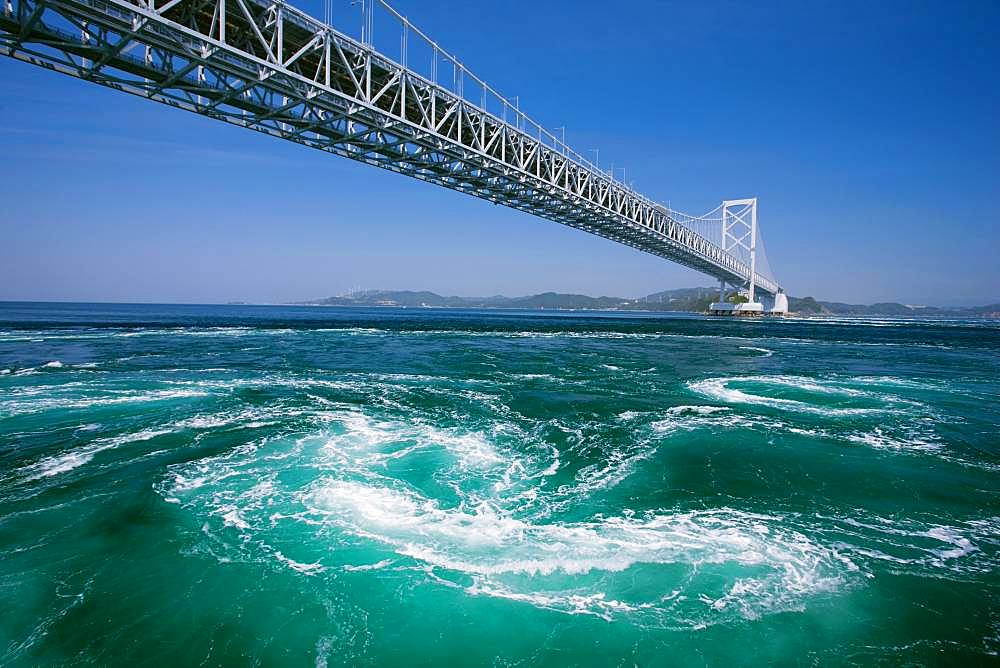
(709, 289), (787, 316)
(708, 301), (764, 316)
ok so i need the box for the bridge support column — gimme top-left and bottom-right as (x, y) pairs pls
(748, 200), (758, 304)
(772, 291), (789, 314)
(718, 278), (727, 305)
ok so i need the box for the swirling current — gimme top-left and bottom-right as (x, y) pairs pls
(1, 302), (998, 665)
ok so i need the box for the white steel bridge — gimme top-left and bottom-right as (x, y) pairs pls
(0, 0), (784, 305)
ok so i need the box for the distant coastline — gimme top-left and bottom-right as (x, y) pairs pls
(295, 288), (1000, 318)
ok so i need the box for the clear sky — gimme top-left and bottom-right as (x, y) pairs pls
(1, 0), (998, 305)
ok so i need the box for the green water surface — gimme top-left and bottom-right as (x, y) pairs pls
(1, 303), (998, 665)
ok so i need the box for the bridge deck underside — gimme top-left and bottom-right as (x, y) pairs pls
(0, 0), (780, 296)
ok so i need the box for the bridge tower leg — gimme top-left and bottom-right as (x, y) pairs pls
(748, 198), (757, 304)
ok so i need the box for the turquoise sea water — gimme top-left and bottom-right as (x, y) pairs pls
(1, 302), (998, 665)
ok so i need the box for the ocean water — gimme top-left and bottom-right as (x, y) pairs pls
(1, 302), (998, 665)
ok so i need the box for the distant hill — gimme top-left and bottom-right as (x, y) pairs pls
(298, 289), (1000, 317)
(301, 289), (629, 310)
(789, 296), (1000, 317)
(631, 287), (721, 312)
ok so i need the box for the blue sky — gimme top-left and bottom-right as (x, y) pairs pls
(1, 0), (997, 305)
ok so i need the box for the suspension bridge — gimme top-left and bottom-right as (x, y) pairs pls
(1, 0), (787, 313)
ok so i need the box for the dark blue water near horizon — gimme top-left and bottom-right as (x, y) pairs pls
(1, 302), (999, 665)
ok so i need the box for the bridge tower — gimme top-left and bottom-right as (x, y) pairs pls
(722, 198), (758, 303)
(710, 199), (767, 315)
(721, 197), (757, 303)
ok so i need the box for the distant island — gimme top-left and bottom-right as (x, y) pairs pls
(296, 288), (1000, 317)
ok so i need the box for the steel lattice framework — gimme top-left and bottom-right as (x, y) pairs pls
(1, 0), (782, 296)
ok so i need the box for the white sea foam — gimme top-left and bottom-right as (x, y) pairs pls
(850, 376), (938, 390)
(650, 410), (784, 436)
(221, 507), (250, 530)
(314, 636), (335, 668)
(562, 443), (658, 499)
(661, 386), (945, 457)
(665, 405), (730, 416)
(688, 376), (886, 416)
(464, 582), (645, 620)
(173, 407), (280, 431)
(739, 346), (774, 357)
(118, 326), (295, 339)
(925, 527), (976, 561)
(312, 327), (386, 335)
(176, 415), (240, 430)
(844, 428), (943, 452)
(0, 389), (209, 416)
(342, 558), (395, 572)
(386, 328), (713, 341)
(776, 420), (953, 460)
(321, 412), (506, 470)
(273, 552), (324, 574)
(307, 480), (851, 622)
(511, 373), (556, 381)
(818, 512), (999, 576)
(20, 428), (173, 480)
